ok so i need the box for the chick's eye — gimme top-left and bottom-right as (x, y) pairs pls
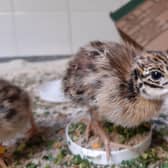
(151, 71), (163, 80)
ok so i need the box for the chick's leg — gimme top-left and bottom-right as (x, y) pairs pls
(80, 118), (92, 141)
(0, 145), (8, 168)
(88, 107), (130, 160)
(91, 119), (111, 160)
(26, 111), (38, 139)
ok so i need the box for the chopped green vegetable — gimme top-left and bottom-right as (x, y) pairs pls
(26, 162), (38, 168)
(54, 149), (68, 165)
(103, 121), (150, 143)
(44, 164), (51, 168)
(69, 122), (87, 142)
(71, 155), (91, 168)
(42, 153), (54, 161)
(79, 160), (90, 168)
(15, 143), (26, 153)
(46, 140), (56, 149)
(69, 120), (151, 145)
(161, 162), (168, 168)
(121, 148), (159, 168)
(72, 155), (82, 165)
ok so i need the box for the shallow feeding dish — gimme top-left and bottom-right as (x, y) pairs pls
(66, 117), (152, 165)
(37, 79), (69, 103)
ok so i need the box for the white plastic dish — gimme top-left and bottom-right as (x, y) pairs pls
(66, 118), (152, 165)
(37, 79), (70, 103)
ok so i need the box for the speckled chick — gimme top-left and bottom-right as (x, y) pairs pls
(0, 79), (37, 142)
(63, 41), (168, 157)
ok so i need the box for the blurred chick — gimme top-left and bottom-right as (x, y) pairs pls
(63, 41), (168, 159)
(0, 79), (38, 168)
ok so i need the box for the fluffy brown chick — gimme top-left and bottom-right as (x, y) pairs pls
(63, 41), (168, 158)
(0, 79), (37, 167)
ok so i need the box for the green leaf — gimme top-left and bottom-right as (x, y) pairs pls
(161, 162), (168, 168)
(26, 162), (38, 168)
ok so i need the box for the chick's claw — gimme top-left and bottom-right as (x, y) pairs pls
(0, 158), (8, 168)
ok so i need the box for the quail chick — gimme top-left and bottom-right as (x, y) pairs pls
(0, 79), (38, 167)
(63, 41), (168, 159)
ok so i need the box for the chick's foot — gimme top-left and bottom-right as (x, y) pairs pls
(0, 158), (8, 168)
(86, 119), (130, 160)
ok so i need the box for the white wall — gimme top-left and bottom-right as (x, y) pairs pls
(0, 0), (128, 57)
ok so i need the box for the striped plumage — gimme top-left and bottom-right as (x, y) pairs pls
(134, 51), (168, 100)
(0, 79), (38, 167)
(0, 79), (38, 142)
(63, 41), (168, 127)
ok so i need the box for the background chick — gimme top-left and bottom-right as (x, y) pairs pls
(0, 79), (37, 167)
(63, 41), (168, 158)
